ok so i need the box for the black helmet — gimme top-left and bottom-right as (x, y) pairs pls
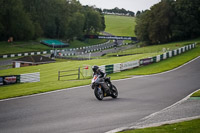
(92, 65), (99, 72)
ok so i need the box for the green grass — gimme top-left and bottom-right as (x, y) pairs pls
(0, 39), (199, 100)
(120, 119), (200, 133)
(191, 90), (200, 97)
(0, 41), (51, 55)
(105, 15), (136, 36)
(69, 39), (107, 48)
(106, 39), (198, 57)
(109, 45), (200, 79)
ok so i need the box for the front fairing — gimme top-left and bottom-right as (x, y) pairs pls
(91, 75), (105, 89)
(91, 75), (104, 84)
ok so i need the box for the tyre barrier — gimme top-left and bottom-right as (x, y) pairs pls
(0, 41), (111, 59)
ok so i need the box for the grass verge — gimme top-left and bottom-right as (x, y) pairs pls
(0, 41), (51, 55)
(109, 46), (200, 79)
(191, 90), (200, 97)
(68, 39), (107, 48)
(0, 40), (199, 100)
(120, 118), (200, 133)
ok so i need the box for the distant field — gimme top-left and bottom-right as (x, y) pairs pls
(105, 15), (136, 36)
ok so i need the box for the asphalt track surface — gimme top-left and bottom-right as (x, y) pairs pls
(0, 57), (200, 133)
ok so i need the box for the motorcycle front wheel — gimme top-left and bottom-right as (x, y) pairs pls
(94, 86), (104, 100)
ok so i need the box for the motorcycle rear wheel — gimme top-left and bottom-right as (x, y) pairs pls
(111, 85), (118, 99)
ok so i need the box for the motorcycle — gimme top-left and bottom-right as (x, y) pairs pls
(91, 75), (118, 100)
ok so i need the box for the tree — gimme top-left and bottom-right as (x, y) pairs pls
(101, 15), (106, 31)
(103, 7), (135, 16)
(0, 0), (106, 41)
(136, 11), (141, 17)
(0, 0), (34, 41)
(84, 7), (104, 34)
(172, 0), (200, 40)
(148, 0), (175, 44)
(66, 12), (85, 40)
(135, 10), (151, 44)
(135, 0), (200, 44)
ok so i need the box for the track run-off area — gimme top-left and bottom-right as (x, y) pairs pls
(0, 57), (200, 133)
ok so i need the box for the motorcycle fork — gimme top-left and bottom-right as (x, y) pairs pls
(98, 85), (101, 91)
(99, 84), (107, 97)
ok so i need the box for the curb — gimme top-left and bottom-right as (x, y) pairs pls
(129, 116), (200, 130)
(106, 88), (200, 133)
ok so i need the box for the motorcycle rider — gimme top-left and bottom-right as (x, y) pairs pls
(92, 65), (105, 78)
(92, 66), (112, 92)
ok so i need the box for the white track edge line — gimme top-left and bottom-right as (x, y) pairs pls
(0, 85), (90, 102)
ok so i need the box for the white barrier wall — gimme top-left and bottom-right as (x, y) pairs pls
(84, 43), (196, 77)
(163, 53), (167, 60)
(20, 72), (40, 83)
(174, 49), (177, 56)
(182, 47), (185, 52)
(178, 48), (182, 54)
(99, 65), (106, 73)
(169, 51), (172, 57)
(189, 45), (191, 49)
(156, 55), (161, 62)
(186, 45), (188, 50)
(114, 63), (121, 73)
(120, 60), (139, 71)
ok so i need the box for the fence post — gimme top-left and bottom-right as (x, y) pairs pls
(78, 67), (80, 80)
(58, 71), (60, 80)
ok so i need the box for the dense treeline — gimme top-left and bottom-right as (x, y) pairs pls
(103, 7), (135, 16)
(0, 0), (105, 41)
(135, 0), (200, 45)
